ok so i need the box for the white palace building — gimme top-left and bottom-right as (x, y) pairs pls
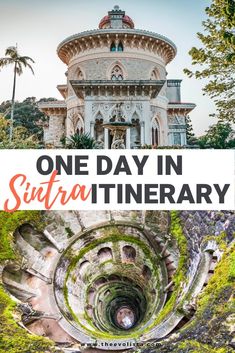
(39, 6), (196, 148)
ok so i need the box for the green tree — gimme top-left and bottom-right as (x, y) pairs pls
(0, 97), (55, 140)
(198, 121), (235, 149)
(0, 46), (35, 140)
(0, 116), (9, 143)
(0, 116), (40, 149)
(184, 0), (235, 123)
(185, 115), (197, 145)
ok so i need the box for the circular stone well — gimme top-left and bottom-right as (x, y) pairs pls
(2, 211), (228, 351)
(53, 224), (169, 345)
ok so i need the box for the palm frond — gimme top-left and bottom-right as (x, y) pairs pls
(16, 62), (23, 75)
(19, 57), (35, 74)
(27, 64), (34, 75)
(21, 56), (35, 64)
(0, 58), (14, 70)
(25, 62), (35, 75)
(5, 46), (18, 58)
(0, 46), (35, 76)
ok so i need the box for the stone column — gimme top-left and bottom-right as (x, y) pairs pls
(84, 99), (93, 134)
(104, 129), (109, 149)
(181, 131), (187, 146)
(90, 122), (95, 138)
(142, 101), (151, 145)
(48, 115), (65, 147)
(160, 110), (169, 146)
(168, 132), (173, 146)
(126, 129), (131, 149)
(141, 121), (145, 145)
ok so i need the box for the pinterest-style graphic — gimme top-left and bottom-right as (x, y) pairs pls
(0, 2), (234, 353)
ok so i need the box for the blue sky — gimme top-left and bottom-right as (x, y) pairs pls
(0, 0), (216, 135)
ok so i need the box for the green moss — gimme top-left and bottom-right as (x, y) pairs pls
(65, 227), (74, 238)
(174, 244), (235, 353)
(67, 227), (160, 272)
(0, 211), (43, 262)
(147, 211), (188, 328)
(170, 211), (188, 283)
(97, 259), (113, 269)
(202, 232), (229, 251)
(178, 340), (228, 353)
(197, 243), (235, 314)
(0, 285), (54, 353)
(0, 211), (55, 352)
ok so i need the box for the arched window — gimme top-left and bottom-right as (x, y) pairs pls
(111, 65), (124, 81)
(110, 42), (116, 52)
(142, 265), (152, 280)
(75, 67), (84, 80)
(150, 68), (160, 80)
(77, 126), (84, 135)
(88, 288), (95, 305)
(79, 260), (90, 278)
(94, 277), (107, 287)
(152, 127), (159, 146)
(76, 117), (84, 135)
(152, 128), (159, 146)
(117, 42), (124, 52)
(122, 246), (136, 262)
(98, 247), (113, 262)
(152, 118), (160, 146)
(110, 42), (124, 52)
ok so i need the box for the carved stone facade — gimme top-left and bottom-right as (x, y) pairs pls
(39, 6), (196, 148)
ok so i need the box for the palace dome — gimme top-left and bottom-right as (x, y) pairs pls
(99, 15), (110, 29)
(123, 15), (135, 28)
(99, 6), (135, 29)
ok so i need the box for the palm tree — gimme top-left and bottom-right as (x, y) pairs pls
(0, 46), (35, 141)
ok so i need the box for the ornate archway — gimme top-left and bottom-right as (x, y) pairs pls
(152, 117), (160, 146)
(111, 65), (124, 81)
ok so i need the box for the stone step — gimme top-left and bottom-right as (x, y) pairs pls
(44, 223), (70, 249)
(25, 268), (52, 284)
(4, 277), (39, 299)
(16, 232), (50, 278)
(43, 229), (64, 252)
